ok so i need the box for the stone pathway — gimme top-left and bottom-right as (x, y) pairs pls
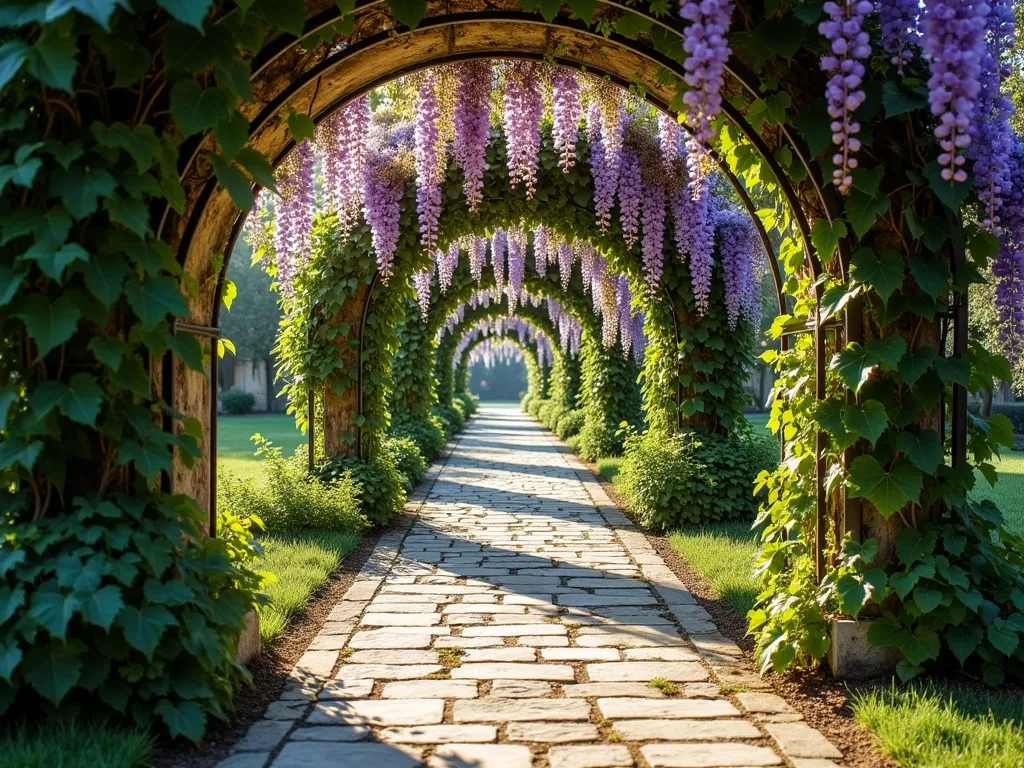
(221, 405), (846, 768)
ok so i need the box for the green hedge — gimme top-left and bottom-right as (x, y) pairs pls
(455, 393), (478, 418)
(432, 403), (465, 438)
(968, 402), (1024, 434)
(556, 409), (586, 440)
(617, 430), (763, 529)
(221, 389), (256, 415)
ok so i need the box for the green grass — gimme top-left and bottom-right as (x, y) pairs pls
(597, 456), (624, 483)
(256, 530), (360, 645)
(971, 452), (1024, 536)
(1, 721), (153, 768)
(666, 523), (760, 615)
(852, 684), (1024, 768)
(218, 414), (304, 482)
(745, 412), (772, 434)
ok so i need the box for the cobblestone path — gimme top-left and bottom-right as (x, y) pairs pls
(222, 405), (845, 768)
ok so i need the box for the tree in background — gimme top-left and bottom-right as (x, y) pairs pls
(220, 239), (283, 408)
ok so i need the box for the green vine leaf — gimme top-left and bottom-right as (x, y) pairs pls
(17, 295), (81, 359)
(922, 161), (971, 211)
(842, 400), (889, 446)
(882, 81), (927, 118)
(155, 698), (206, 743)
(286, 111), (315, 142)
(898, 347), (937, 388)
(845, 190), (891, 238)
(945, 624), (983, 665)
(912, 585), (942, 614)
(810, 217), (847, 264)
(169, 79), (233, 138)
(896, 429), (943, 474)
(156, 0), (213, 30)
(22, 641), (84, 704)
(895, 527), (938, 563)
(901, 626), (940, 667)
(907, 254), (948, 299)
(28, 31), (78, 93)
(849, 248), (903, 305)
(116, 605), (177, 658)
(847, 455), (923, 518)
(0, 40), (29, 92)
(56, 167), (117, 219)
(386, 0), (426, 28)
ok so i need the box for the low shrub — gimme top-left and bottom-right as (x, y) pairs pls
(432, 403), (465, 438)
(455, 393), (478, 418)
(566, 433), (582, 453)
(737, 424), (780, 481)
(384, 435), (426, 491)
(320, 450), (407, 526)
(545, 405), (567, 432)
(536, 399), (555, 426)
(0, 495), (267, 741)
(521, 393), (534, 413)
(390, 413), (446, 461)
(221, 388), (256, 415)
(452, 398), (467, 420)
(967, 401), (1024, 434)
(219, 436), (367, 533)
(575, 416), (620, 462)
(528, 397), (547, 419)
(617, 430), (760, 529)
(556, 409), (585, 440)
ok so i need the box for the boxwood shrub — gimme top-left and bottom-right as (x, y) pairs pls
(431, 403), (465, 438)
(617, 430), (762, 529)
(455, 393), (478, 418)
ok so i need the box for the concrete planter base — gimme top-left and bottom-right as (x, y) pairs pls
(828, 619), (900, 679)
(236, 609), (261, 665)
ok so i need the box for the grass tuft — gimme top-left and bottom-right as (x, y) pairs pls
(852, 683), (1024, 768)
(437, 647), (464, 667)
(596, 456), (624, 483)
(2, 720), (153, 768)
(648, 677), (679, 695)
(256, 530), (360, 645)
(666, 522), (760, 615)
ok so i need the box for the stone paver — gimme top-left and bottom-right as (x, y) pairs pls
(229, 407), (845, 768)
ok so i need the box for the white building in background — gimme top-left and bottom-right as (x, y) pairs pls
(218, 355), (287, 414)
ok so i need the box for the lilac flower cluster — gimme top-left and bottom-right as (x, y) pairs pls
(679, 0), (734, 148)
(273, 140), (316, 295)
(669, 143), (717, 312)
(415, 72), (443, 253)
(879, 0), (920, 74)
(502, 61), (543, 197)
(361, 118), (411, 282)
(317, 97), (370, 238)
(557, 238), (574, 291)
(552, 68), (583, 171)
(921, 0), (988, 183)
(994, 142), (1024, 360)
(437, 241), (460, 293)
(586, 99), (621, 233)
(453, 61), (492, 212)
(819, 0), (872, 193)
(616, 275), (633, 356)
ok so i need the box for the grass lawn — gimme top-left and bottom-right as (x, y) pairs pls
(219, 414), (304, 482)
(1, 721), (153, 768)
(256, 530), (360, 646)
(972, 452), (1024, 536)
(666, 523), (761, 615)
(852, 684), (1024, 768)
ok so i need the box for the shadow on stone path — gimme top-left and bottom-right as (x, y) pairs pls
(219, 404), (845, 768)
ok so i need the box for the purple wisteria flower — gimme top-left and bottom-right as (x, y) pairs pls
(467, 234), (487, 283)
(415, 72), (443, 252)
(273, 139), (315, 295)
(552, 68), (583, 171)
(507, 225), (527, 313)
(879, 0), (920, 74)
(618, 148), (642, 249)
(679, 0), (734, 148)
(819, 0), (872, 193)
(921, 0), (988, 183)
(502, 61), (543, 197)
(533, 224), (549, 278)
(414, 268), (432, 319)
(453, 61), (492, 212)
(491, 229), (507, 300)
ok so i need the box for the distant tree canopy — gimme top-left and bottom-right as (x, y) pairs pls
(470, 359), (528, 401)
(221, 240), (282, 364)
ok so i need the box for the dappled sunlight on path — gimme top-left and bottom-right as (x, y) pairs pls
(219, 406), (845, 768)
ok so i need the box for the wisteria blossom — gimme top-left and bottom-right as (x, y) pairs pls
(716, 207), (765, 329)
(679, 0), (734, 148)
(467, 234), (487, 282)
(413, 268), (432, 319)
(491, 229), (507, 300)
(453, 61), (492, 211)
(415, 72), (443, 252)
(502, 61), (544, 197)
(507, 225), (527, 313)
(879, 0), (920, 74)
(921, 0), (988, 183)
(618, 148), (642, 249)
(274, 140), (315, 294)
(552, 68), (583, 171)
(819, 0), (872, 193)
(534, 224), (549, 278)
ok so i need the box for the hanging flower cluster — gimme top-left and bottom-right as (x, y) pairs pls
(317, 96), (370, 238)
(415, 72), (443, 252)
(679, 0), (734, 148)
(466, 338), (525, 369)
(552, 68), (582, 171)
(361, 114), (414, 282)
(716, 208), (766, 329)
(453, 61), (492, 212)
(501, 61), (544, 198)
(273, 140), (316, 294)
(819, 0), (873, 193)
(506, 225), (527, 314)
(879, 0), (920, 74)
(921, 0), (988, 184)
